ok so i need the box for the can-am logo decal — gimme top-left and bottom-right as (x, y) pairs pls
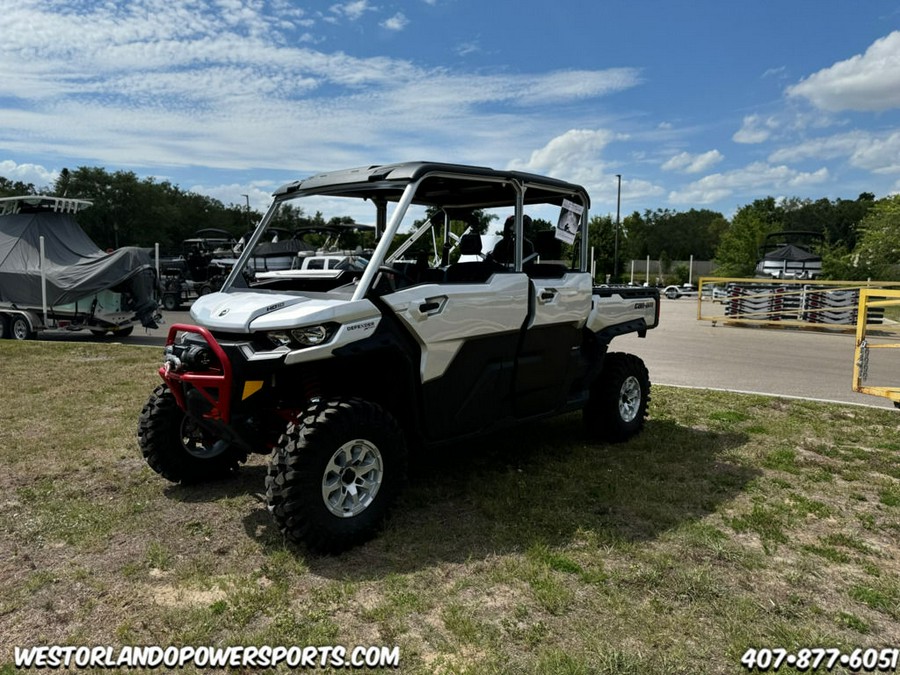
(218, 308), (230, 317)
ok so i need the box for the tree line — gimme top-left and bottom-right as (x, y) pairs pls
(2, 167), (897, 280)
(1, 168), (258, 254)
(590, 192), (898, 282)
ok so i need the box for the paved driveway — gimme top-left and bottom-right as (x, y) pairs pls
(618, 298), (898, 409)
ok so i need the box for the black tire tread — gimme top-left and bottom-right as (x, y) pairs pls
(162, 294), (180, 311)
(584, 352), (651, 443)
(137, 383), (246, 483)
(265, 397), (407, 553)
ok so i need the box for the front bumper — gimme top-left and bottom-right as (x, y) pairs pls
(159, 323), (236, 423)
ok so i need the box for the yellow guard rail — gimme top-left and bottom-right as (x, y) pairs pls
(852, 289), (900, 408)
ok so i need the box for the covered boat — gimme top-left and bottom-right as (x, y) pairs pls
(755, 231), (823, 280)
(0, 196), (159, 338)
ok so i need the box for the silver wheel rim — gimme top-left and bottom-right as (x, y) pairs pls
(619, 375), (642, 423)
(322, 439), (383, 518)
(12, 319), (28, 340)
(180, 417), (225, 459)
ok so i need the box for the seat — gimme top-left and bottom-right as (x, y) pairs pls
(445, 233), (498, 283)
(458, 232), (483, 257)
(490, 215), (534, 265)
(524, 230), (568, 277)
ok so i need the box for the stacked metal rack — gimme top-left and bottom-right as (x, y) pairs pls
(697, 277), (899, 331)
(723, 284), (885, 326)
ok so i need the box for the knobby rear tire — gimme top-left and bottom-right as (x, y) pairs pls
(584, 352), (651, 443)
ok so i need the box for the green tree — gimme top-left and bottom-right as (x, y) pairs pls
(853, 195), (900, 280)
(779, 193), (874, 250)
(587, 214), (617, 281)
(50, 166), (250, 251)
(622, 210), (649, 259)
(622, 207), (726, 261)
(820, 243), (867, 281)
(714, 197), (785, 276)
(0, 176), (40, 197)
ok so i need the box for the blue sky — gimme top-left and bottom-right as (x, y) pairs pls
(2, 0), (900, 219)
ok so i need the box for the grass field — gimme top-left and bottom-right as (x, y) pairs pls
(0, 341), (898, 674)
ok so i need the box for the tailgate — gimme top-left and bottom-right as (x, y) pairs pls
(587, 286), (660, 335)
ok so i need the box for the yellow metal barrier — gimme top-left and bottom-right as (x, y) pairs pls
(695, 277), (900, 331)
(852, 289), (900, 407)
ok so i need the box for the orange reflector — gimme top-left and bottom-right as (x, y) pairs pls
(241, 380), (264, 400)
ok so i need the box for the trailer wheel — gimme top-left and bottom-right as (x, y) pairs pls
(9, 315), (34, 341)
(584, 352), (650, 443)
(0, 315), (8, 339)
(111, 325), (134, 338)
(138, 384), (246, 483)
(162, 294), (179, 311)
(266, 397), (407, 552)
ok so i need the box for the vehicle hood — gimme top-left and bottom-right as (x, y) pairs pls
(190, 291), (379, 333)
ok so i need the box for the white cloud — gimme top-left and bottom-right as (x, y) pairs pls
(518, 68), (641, 102)
(381, 13), (409, 31)
(848, 130), (900, 173)
(733, 114), (778, 144)
(0, 160), (59, 189)
(456, 41), (480, 56)
(509, 129), (616, 177)
(0, 1), (642, 177)
(669, 162), (829, 205)
(188, 181), (275, 213)
(330, 0), (374, 21)
(661, 150), (723, 174)
(504, 129), (667, 210)
(787, 31), (900, 112)
(770, 130), (900, 174)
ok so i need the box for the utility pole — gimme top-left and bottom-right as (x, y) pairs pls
(241, 194), (250, 230)
(614, 174), (621, 284)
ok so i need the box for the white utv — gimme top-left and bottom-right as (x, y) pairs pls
(138, 162), (660, 552)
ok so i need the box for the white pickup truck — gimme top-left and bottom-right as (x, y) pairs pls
(138, 161), (660, 551)
(253, 253), (369, 290)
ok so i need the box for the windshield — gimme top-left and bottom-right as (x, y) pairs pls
(223, 171), (587, 297)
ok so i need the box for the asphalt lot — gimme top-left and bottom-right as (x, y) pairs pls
(35, 296), (899, 410)
(618, 297), (898, 409)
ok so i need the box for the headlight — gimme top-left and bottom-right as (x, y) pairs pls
(266, 332), (292, 347)
(292, 324), (333, 346)
(266, 322), (338, 349)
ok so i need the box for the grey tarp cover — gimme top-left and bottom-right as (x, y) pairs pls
(0, 210), (159, 327)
